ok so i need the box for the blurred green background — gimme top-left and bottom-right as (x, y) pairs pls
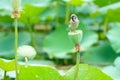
(0, 0), (120, 67)
(1, 0), (120, 79)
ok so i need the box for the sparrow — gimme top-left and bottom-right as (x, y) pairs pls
(67, 14), (80, 32)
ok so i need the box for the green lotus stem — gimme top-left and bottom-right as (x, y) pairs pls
(68, 30), (82, 80)
(55, 0), (59, 27)
(103, 14), (108, 35)
(25, 56), (28, 68)
(14, 18), (19, 80)
(4, 71), (7, 80)
(74, 50), (80, 80)
(65, 2), (70, 24)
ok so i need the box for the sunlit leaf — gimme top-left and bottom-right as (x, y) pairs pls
(0, 15), (12, 23)
(107, 8), (120, 22)
(19, 4), (46, 24)
(94, 0), (120, 7)
(0, 58), (16, 71)
(64, 64), (112, 80)
(69, 0), (83, 6)
(19, 65), (61, 80)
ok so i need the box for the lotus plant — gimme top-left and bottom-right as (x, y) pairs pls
(68, 14), (83, 80)
(11, 0), (21, 79)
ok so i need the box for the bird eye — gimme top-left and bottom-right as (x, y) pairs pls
(73, 16), (77, 20)
(71, 16), (75, 22)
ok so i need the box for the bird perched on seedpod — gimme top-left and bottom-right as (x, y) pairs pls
(67, 14), (80, 32)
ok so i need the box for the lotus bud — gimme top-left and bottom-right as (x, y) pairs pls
(17, 45), (36, 61)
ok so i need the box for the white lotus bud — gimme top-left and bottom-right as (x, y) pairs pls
(17, 45), (36, 61)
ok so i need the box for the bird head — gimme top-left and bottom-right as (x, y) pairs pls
(71, 14), (78, 22)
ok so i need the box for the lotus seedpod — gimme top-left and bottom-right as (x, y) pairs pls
(68, 30), (83, 45)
